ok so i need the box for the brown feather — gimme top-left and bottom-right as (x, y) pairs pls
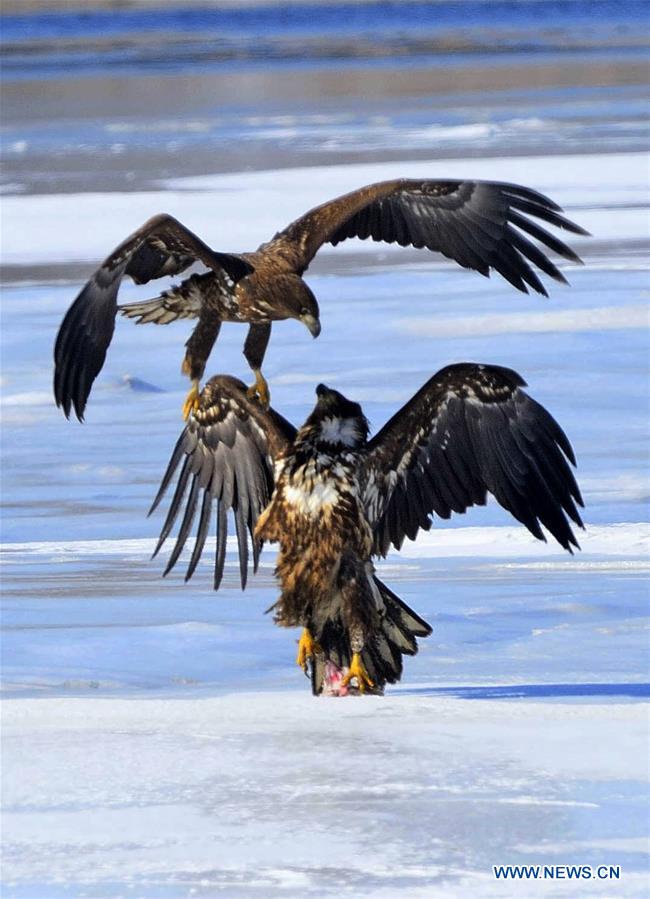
(55, 179), (586, 420)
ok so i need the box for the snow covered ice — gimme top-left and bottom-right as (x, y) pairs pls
(1, 2), (649, 892)
(2, 148), (648, 897)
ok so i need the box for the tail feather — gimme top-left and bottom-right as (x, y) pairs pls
(378, 578), (432, 639)
(359, 646), (380, 687)
(310, 575), (432, 696)
(365, 633), (403, 685)
(380, 609), (418, 655)
(371, 628), (403, 678)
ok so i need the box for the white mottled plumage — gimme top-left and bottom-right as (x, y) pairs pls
(280, 446), (361, 518)
(319, 416), (363, 447)
(283, 479), (341, 516)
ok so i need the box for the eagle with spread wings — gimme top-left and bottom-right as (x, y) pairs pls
(53, 178), (587, 421)
(150, 365), (584, 695)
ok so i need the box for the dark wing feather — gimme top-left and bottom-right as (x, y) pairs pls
(53, 214), (253, 421)
(266, 179), (587, 292)
(363, 363), (584, 557)
(149, 375), (295, 590)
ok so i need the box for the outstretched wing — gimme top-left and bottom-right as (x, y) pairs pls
(363, 363), (584, 556)
(150, 375), (296, 590)
(267, 178), (588, 292)
(53, 214), (253, 421)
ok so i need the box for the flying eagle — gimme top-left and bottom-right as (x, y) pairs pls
(150, 366), (584, 695)
(53, 178), (587, 421)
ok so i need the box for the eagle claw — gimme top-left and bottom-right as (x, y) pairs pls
(182, 380), (201, 420)
(296, 627), (320, 671)
(247, 369), (270, 409)
(341, 652), (374, 694)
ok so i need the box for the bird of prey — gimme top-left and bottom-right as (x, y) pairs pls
(53, 178), (588, 421)
(150, 366), (584, 695)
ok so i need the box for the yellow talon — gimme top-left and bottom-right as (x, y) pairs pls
(341, 652), (374, 694)
(182, 379), (201, 420)
(296, 627), (319, 671)
(246, 369), (270, 409)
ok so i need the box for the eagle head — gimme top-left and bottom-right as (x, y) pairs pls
(302, 383), (369, 449)
(271, 275), (321, 337)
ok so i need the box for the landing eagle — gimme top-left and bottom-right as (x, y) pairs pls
(53, 178), (587, 421)
(150, 365), (584, 695)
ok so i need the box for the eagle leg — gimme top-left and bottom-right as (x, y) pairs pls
(246, 368), (270, 409)
(182, 377), (201, 420)
(340, 652), (375, 695)
(296, 627), (320, 671)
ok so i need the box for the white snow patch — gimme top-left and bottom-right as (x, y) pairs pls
(517, 836), (650, 855)
(495, 797), (599, 808)
(582, 474), (650, 503)
(0, 390), (53, 407)
(2, 152), (646, 266)
(494, 560), (650, 573)
(398, 305), (649, 338)
(2, 523), (647, 565)
(394, 522), (650, 559)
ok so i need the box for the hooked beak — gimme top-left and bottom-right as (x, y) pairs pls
(315, 383), (337, 407)
(300, 313), (321, 339)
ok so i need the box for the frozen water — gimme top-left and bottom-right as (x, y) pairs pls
(1, 141), (648, 899)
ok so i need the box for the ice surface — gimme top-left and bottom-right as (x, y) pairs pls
(2, 693), (648, 898)
(1, 144), (649, 896)
(2, 152), (647, 265)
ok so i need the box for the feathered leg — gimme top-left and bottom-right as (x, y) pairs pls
(243, 323), (272, 408)
(181, 315), (221, 419)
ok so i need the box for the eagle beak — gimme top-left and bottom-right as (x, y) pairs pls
(315, 383), (336, 406)
(300, 313), (321, 339)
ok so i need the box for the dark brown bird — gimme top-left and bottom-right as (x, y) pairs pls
(150, 366), (583, 695)
(53, 178), (588, 421)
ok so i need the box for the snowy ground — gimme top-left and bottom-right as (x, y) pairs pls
(1, 134), (649, 899)
(3, 692), (648, 899)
